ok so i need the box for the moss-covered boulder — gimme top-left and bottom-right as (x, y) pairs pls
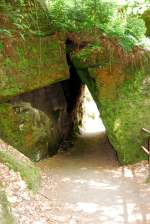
(0, 0), (69, 160)
(0, 33), (69, 101)
(73, 42), (150, 164)
(0, 0), (69, 101)
(0, 102), (59, 161)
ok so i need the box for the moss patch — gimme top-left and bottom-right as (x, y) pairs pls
(73, 46), (150, 164)
(0, 102), (59, 161)
(0, 0), (69, 101)
(0, 34), (69, 101)
(0, 183), (15, 224)
(0, 143), (40, 192)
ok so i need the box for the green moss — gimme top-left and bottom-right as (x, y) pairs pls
(0, 2), (69, 100)
(73, 48), (150, 165)
(0, 151), (40, 192)
(0, 184), (16, 224)
(97, 68), (150, 164)
(0, 102), (60, 162)
(0, 34), (69, 101)
(0, 103), (48, 161)
(0, 2), (70, 101)
(0, 0), (53, 38)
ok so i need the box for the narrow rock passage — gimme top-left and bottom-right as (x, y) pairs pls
(37, 133), (150, 224)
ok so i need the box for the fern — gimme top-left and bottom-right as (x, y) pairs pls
(47, 0), (148, 51)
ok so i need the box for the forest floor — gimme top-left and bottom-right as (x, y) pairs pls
(1, 132), (150, 224)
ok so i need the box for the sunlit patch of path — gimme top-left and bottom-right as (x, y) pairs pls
(37, 133), (150, 224)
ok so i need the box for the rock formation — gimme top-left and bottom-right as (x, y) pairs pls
(72, 35), (150, 164)
(0, 0), (150, 165)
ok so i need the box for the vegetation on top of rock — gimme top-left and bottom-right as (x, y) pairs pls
(0, 0), (150, 166)
(47, 0), (150, 52)
(1, 0), (149, 52)
(0, 0), (52, 39)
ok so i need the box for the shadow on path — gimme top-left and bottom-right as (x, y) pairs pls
(37, 132), (150, 224)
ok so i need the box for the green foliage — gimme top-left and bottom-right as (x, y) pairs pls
(48, 0), (148, 51)
(84, 0), (117, 32)
(48, 0), (117, 32)
(1, 0), (148, 51)
(126, 17), (146, 39)
(118, 35), (137, 53)
(48, 0), (69, 31)
(0, 0), (52, 38)
(77, 43), (102, 62)
(0, 29), (12, 37)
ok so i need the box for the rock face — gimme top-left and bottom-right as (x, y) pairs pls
(0, 33), (69, 101)
(0, 0), (150, 165)
(0, 0), (83, 160)
(0, 102), (55, 161)
(0, 0), (69, 101)
(0, 76), (77, 161)
(72, 42), (150, 164)
(0, 0), (70, 160)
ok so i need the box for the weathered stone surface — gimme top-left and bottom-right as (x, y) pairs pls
(0, 82), (79, 161)
(0, 0), (71, 161)
(0, 34), (69, 101)
(11, 83), (70, 141)
(0, 101), (57, 161)
(0, 0), (69, 101)
(73, 44), (150, 164)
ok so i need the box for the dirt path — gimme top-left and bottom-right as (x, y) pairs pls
(37, 132), (150, 224)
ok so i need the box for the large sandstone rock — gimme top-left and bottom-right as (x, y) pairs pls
(73, 42), (150, 164)
(0, 82), (76, 161)
(0, 0), (70, 160)
(0, 102), (54, 161)
(0, 0), (69, 101)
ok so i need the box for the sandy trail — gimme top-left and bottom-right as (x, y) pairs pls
(37, 132), (150, 224)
